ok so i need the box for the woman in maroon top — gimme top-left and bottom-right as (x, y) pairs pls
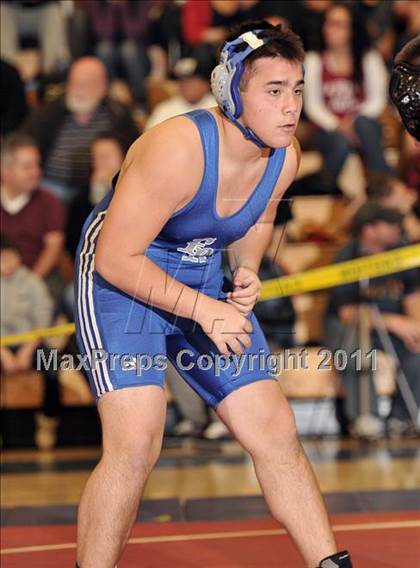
(304, 2), (392, 191)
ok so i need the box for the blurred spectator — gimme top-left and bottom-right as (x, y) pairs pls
(295, 1), (331, 52)
(23, 57), (139, 204)
(148, 0), (183, 78)
(0, 0), (70, 75)
(237, 0), (265, 21)
(0, 59), (28, 135)
(0, 234), (61, 449)
(367, 173), (420, 242)
(87, 0), (153, 109)
(89, 133), (124, 205)
(182, 0), (239, 55)
(392, 0), (420, 56)
(304, 2), (391, 193)
(68, 1), (92, 60)
(108, 79), (137, 110)
(361, 0), (394, 41)
(66, 132), (124, 258)
(0, 133), (66, 301)
(367, 174), (417, 215)
(235, 0), (301, 29)
(324, 202), (420, 439)
(145, 56), (216, 130)
(359, 0), (395, 63)
(253, 256), (296, 350)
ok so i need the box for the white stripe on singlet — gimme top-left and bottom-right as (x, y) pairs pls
(78, 211), (114, 397)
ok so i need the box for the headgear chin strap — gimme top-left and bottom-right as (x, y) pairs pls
(389, 61), (420, 141)
(211, 30), (271, 148)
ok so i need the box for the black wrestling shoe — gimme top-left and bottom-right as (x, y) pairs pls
(318, 550), (352, 567)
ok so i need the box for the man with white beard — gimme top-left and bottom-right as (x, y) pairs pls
(23, 57), (139, 205)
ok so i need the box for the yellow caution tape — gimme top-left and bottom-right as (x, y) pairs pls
(259, 243), (420, 301)
(1, 323), (76, 347)
(1, 244), (419, 346)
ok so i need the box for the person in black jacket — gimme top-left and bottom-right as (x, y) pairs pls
(324, 202), (420, 438)
(22, 57), (139, 205)
(0, 0), (70, 74)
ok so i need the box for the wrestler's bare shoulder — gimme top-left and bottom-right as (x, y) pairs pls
(112, 115), (206, 215)
(121, 115), (204, 178)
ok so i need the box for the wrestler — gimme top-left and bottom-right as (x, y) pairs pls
(74, 21), (352, 568)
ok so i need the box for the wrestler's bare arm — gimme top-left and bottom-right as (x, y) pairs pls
(95, 117), (212, 321)
(227, 138), (301, 273)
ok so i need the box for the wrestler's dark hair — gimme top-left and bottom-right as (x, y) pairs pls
(224, 20), (305, 89)
(322, 2), (371, 85)
(395, 36), (420, 67)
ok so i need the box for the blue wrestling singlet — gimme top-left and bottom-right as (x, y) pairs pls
(74, 110), (286, 405)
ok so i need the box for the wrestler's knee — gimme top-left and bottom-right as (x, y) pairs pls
(237, 400), (300, 461)
(99, 389), (166, 476)
(103, 428), (163, 476)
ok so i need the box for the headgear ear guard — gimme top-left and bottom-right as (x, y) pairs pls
(211, 30), (272, 148)
(389, 61), (420, 141)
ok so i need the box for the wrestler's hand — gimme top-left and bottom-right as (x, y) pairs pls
(197, 299), (253, 356)
(226, 267), (261, 315)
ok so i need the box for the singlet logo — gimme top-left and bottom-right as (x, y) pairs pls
(177, 238), (217, 264)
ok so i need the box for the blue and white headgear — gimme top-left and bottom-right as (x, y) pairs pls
(211, 30), (272, 148)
